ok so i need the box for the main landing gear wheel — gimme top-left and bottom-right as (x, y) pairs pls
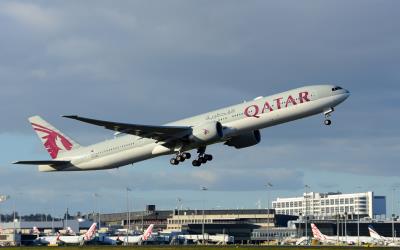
(192, 159), (201, 167)
(176, 154), (184, 162)
(182, 152), (191, 159)
(170, 152), (191, 166)
(170, 158), (179, 165)
(192, 147), (213, 167)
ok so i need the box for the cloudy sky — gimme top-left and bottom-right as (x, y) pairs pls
(0, 0), (399, 218)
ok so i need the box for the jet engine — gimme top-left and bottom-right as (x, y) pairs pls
(190, 121), (224, 143)
(224, 130), (261, 149)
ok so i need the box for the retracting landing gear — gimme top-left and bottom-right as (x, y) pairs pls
(170, 152), (191, 166)
(192, 147), (213, 167)
(323, 107), (334, 126)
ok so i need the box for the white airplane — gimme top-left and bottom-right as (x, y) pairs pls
(34, 233), (61, 246)
(58, 222), (97, 245)
(35, 222), (97, 246)
(311, 223), (374, 245)
(14, 84), (350, 171)
(108, 224), (154, 245)
(368, 226), (400, 246)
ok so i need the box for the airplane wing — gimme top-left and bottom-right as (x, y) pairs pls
(13, 160), (71, 170)
(13, 160), (70, 166)
(63, 115), (192, 142)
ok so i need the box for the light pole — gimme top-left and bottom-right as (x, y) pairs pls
(344, 212), (347, 243)
(392, 188), (396, 243)
(304, 184), (310, 245)
(265, 182), (273, 245)
(176, 197), (182, 216)
(265, 182), (273, 210)
(355, 186), (362, 246)
(126, 187), (132, 241)
(299, 212), (303, 239)
(201, 186), (208, 244)
(93, 193), (100, 227)
(336, 210), (339, 244)
(64, 194), (71, 231)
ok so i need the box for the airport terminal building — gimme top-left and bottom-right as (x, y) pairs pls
(99, 207), (297, 242)
(272, 191), (386, 218)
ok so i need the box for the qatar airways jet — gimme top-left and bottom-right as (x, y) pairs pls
(14, 84), (350, 171)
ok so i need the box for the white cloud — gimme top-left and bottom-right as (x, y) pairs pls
(0, 2), (59, 32)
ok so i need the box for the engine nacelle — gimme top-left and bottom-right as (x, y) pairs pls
(225, 130), (261, 149)
(190, 121), (224, 143)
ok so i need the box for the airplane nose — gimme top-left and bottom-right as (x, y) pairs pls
(342, 89), (350, 100)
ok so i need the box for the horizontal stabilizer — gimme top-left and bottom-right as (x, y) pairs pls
(13, 160), (70, 166)
(63, 115), (191, 141)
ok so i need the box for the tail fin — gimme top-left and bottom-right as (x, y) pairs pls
(55, 232), (61, 243)
(368, 225), (382, 240)
(32, 226), (40, 235)
(311, 223), (327, 241)
(29, 116), (81, 159)
(142, 224), (154, 241)
(84, 223), (97, 241)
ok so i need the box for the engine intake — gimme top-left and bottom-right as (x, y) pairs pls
(190, 121), (223, 143)
(225, 130), (261, 149)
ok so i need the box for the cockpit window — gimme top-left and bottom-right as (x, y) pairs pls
(332, 86), (343, 91)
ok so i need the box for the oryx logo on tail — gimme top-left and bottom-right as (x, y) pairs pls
(31, 123), (73, 159)
(28, 116), (81, 160)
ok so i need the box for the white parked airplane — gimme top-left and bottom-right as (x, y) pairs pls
(104, 224), (154, 245)
(311, 223), (373, 245)
(34, 223), (97, 246)
(59, 222), (97, 245)
(368, 226), (400, 246)
(34, 233), (61, 246)
(14, 84), (350, 171)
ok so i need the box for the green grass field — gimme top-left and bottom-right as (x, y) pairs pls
(1, 246), (399, 250)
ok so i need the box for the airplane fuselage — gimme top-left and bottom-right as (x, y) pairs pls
(34, 84), (349, 171)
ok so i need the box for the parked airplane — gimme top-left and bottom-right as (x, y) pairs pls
(99, 224), (154, 245)
(108, 224), (154, 245)
(34, 223), (97, 246)
(60, 222), (97, 245)
(34, 233), (61, 246)
(311, 223), (373, 245)
(368, 226), (400, 246)
(14, 85), (350, 171)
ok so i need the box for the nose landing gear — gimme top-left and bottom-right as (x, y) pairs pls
(324, 119), (332, 126)
(323, 107), (334, 126)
